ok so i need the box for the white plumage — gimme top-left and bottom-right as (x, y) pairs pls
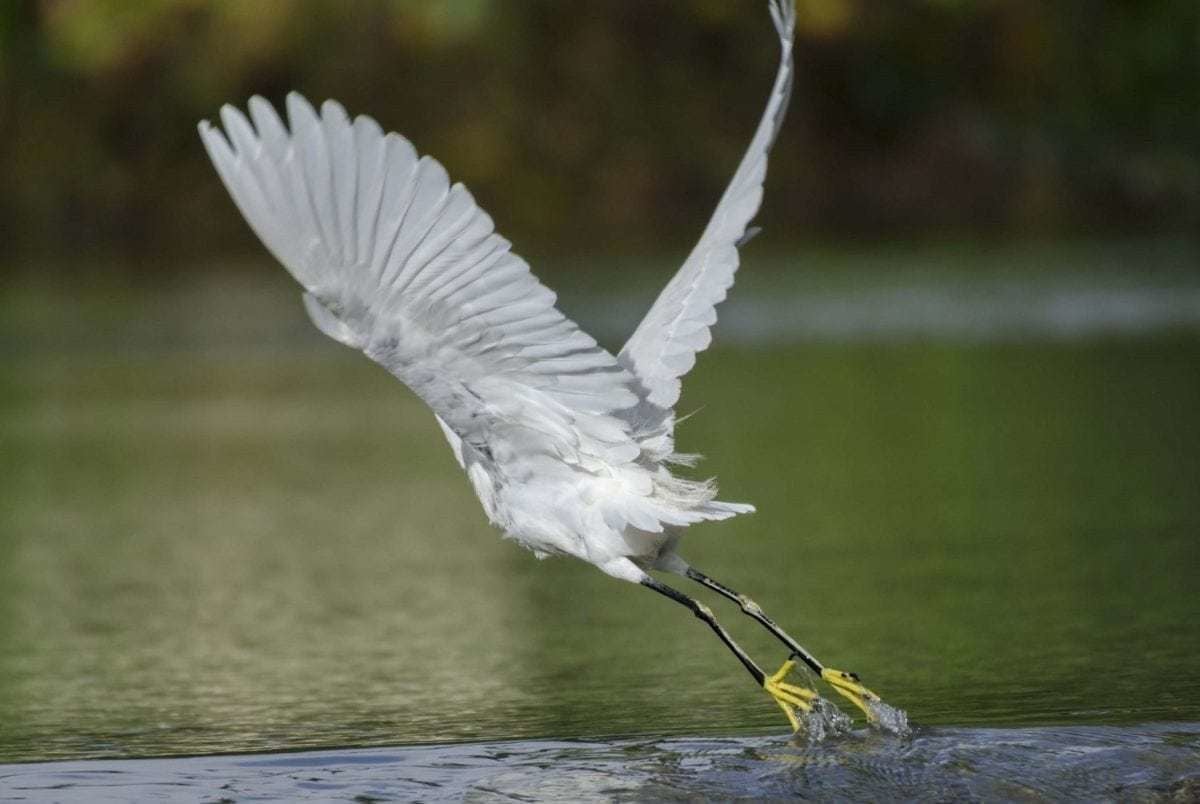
(199, 1), (794, 587)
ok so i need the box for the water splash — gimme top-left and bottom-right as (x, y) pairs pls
(780, 663), (908, 742)
(795, 698), (853, 743)
(866, 697), (911, 737)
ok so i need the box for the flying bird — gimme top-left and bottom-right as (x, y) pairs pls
(199, 0), (882, 731)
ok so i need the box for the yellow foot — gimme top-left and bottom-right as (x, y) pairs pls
(821, 667), (881, 722)
(764, 659), (819, 732)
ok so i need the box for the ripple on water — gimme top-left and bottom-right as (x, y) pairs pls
(1, 723), (1198, 802)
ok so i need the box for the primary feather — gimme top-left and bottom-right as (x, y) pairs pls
(619, 0), (794, 460)
(198, 1), (793, 576)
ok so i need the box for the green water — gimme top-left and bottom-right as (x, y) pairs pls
(1, 272), (1199, 764)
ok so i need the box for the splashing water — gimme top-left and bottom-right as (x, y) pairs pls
(794, 695), (911, 743)
(795, 698), (854, 743)
(784, 663), (910, 742)
(867, 697), (911, 737)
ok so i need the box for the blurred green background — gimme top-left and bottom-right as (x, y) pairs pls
(1, 0), (1197, 261)
(2, 0), (1199, 763)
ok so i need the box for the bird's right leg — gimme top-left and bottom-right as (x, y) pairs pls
(681, 565), (881, 722)
(639, 575), (818, 731)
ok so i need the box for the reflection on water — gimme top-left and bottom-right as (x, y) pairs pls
(3, 724), (1199, 801)
(1, 249), (1199, 771)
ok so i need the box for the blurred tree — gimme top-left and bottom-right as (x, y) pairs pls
(0, 0), (1195, 268)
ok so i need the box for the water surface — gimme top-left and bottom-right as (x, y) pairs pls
(3, 725), (1199, 802)
(2, 249), (1199, 785)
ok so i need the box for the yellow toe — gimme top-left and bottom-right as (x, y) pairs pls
(821, 667), (880, 721)
(765, 658), (821, 732)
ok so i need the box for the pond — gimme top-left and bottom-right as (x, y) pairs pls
(2, 244), (1198, 797)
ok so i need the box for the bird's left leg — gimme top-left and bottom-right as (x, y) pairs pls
(681, 565), (881, 721)
(639, 576), (818, 731)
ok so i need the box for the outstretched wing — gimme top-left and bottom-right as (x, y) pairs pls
(199, 94), (639, 464)
(618, 0), (795, 411)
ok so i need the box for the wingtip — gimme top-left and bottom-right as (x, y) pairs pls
(247, 94), (272, 116)
(197, 116), (227, 150)
(247, 95), (290, 142)
(217, 103), (261, 155)
(217, 102), (243, 128)
(320, 98), (349, 123)
(285, 91), (318, 128)
(197, 114), (234, 165)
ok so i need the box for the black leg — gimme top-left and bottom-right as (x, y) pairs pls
(641, 576), (765, 686)
(685, 567), (826, 676)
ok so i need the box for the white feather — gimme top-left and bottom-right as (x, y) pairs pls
(198, 64), (771, 572)
(619, 0), (795, 413)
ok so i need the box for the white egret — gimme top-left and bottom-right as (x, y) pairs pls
(199, 0), (881, 731)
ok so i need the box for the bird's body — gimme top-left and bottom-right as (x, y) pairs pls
(201, 0), (893, 732)
(218, 84), (755, 579)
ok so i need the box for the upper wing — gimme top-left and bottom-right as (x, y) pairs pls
(199, 94), (640, 463)
(618, 0), (795, 411)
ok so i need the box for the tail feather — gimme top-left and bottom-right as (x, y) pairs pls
(699, 499), (756, 520)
